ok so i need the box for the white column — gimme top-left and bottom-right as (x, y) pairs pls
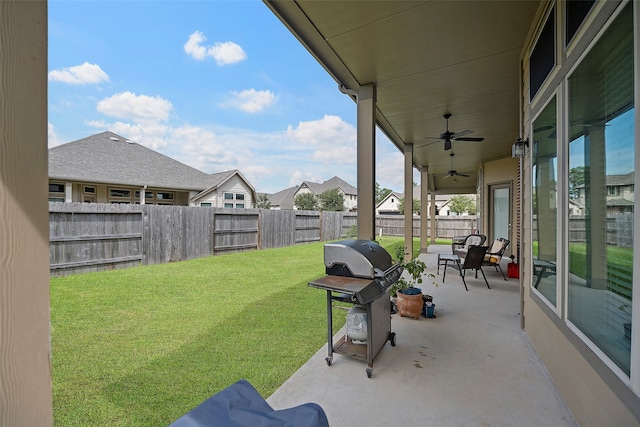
(65, 182), (72, 202)
(430, 192), (436, 244)
(420, 167), (428, 253)
(404, 143), (413, 261)
(356, 84), (376, 241)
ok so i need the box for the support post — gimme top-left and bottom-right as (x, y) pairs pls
(420, 167), (428, 253)
(404, 143), (413, 261)
(356, 84), (376, 241)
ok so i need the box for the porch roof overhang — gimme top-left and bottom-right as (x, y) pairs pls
(264, 0), (542, 194)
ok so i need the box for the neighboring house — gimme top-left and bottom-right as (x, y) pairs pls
(48, 131), (257, 208)
(573, 172), (634, 215)
(285, 176), (357, 211)
(376, 188), (469, 216)
(266, 186), (298, 210)
(376, 191), (403, 214)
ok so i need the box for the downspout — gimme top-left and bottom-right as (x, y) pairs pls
(518, 59), (525, 330)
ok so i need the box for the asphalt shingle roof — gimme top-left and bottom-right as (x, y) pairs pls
(300, 176), (356, 195)
(48, 131), (226, 191)
(266, 186), (298, 209)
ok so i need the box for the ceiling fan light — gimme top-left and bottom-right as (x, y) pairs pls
(444, 139), (452, 150)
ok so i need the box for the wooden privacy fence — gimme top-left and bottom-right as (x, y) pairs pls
(49, 202), (475, 276)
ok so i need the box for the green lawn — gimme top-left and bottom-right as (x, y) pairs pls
(50, 236), (422, 426)
(533, 241), (633, 298)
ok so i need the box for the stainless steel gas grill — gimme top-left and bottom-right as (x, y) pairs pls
(308, 239), (403, 378)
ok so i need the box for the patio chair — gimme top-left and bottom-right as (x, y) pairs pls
(481, 238), (510, 280)
(444, 245), (489, 291)
(452, 233), (487, 258)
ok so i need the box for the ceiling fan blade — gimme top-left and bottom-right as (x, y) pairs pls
(451, 130), (472, 138)
(414, 139), (440, 149)
(456, 172), (470, 177)
(442, 173), (452, 179)
(454, 137), (484, 142)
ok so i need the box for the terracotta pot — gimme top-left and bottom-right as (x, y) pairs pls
(395, 290), (423, 319)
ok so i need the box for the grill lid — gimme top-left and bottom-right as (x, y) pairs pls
(324, 239), (394, 279)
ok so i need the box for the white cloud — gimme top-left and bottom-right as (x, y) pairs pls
(286, 115), (356, 164)
(289, 170), (322, 187)
(313, 145), (356, 163)
(83, 108), (363, 193)
(226, 89), (276, 113)
(375, 150), (405, 190)
(48, 123), (63, 148)
(87, 120), (171, 150)
(96, 92), (172, 123)
(184, 31), (247, 65)
(48, 62), (109, 85)
(287, 115), (356, 147)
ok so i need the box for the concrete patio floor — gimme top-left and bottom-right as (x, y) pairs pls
(267, 244), (578, 427)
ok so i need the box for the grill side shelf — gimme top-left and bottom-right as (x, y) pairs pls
(308, 275), (377, 305)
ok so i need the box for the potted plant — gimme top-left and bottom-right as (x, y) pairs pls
(391, 246), (434, 319)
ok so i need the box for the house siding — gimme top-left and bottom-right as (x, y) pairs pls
(211, 175), (254, 208)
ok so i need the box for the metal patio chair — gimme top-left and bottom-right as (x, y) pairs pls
(444, 245), (489, 291)
(481, 238), (510, 280)
(452, 234), (487, 258)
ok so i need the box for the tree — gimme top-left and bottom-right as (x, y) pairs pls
(398, 197), (421, 215)
(294, 192), (318, 210)
(448, 195), (475, 215)
(255, 193), (271, 209)
(568, 166), (585, 200)
(375, 182), (392, 204)
(318, 188), (345, 211)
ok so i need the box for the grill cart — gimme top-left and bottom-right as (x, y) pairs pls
(308, 240), (402, 378)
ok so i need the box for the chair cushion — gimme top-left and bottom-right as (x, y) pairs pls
(489, 239), (503, 253)
(466, 235), (484, 247)
(485, 255), (500, 263)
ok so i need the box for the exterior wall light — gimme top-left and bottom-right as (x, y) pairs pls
(512, 137), (529, 158)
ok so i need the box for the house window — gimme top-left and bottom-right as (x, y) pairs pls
(200, 202), (212, 207)
(83, 186), (95, 194)
(224, 192), (234, 200)
(236, 203), (244, 209)
(224, 203), (234, 208)
(530, 6), (555, 100)
(156, 191), (173, 200)
(608, 186), (621, 197)
(109, 188), (131, 198)
(134, 191), (154, 199)
(565, 0), (595, 46)
(49, 183), (64, 193)
(532, 96), (558, 307)
(567, 4), (633, 376)
(49, 182), (65, 202)
(236, 193), (245, 200)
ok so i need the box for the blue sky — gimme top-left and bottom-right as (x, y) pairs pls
(48, 0), (411, 194)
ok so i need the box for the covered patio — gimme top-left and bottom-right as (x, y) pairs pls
(267, 245), (577, 426)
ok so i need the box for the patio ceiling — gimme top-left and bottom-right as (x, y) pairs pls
(264, 0), (542, 194)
